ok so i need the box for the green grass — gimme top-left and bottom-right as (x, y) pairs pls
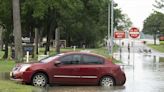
(0, 60), (15, 72)
(148, 44), (164, 53)
(159, 57), (164, 62)
(160, 41), (164, 45)
(0, 80), (40, 92)
(0, 50), (4, 59)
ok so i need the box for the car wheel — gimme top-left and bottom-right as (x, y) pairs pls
(32, 73), (47, 87)
(100, 76), (114, 87)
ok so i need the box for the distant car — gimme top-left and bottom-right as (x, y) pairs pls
(10, 52), (126, 87)
(159, 36), (164, 41)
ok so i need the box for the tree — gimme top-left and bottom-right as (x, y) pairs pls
(12, 0), (23, 62)
(0, 0), (13, 59)
(143, 12), (164, 44)
(0, 0), (132, 59)
(0, 26), (3, 50)
(154, 0), (164, 9)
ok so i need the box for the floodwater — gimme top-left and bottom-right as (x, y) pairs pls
(0, 41), (164, 92)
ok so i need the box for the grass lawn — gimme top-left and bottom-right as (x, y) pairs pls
(0, 80), (40, 92)
(148, 44), (164, 53)
(0, 61), (40, 92)
(148, 41), (164, 53)
(160, 41), (164, 45)
(0, 60), (15, 72)
(159, 57), (164, 62)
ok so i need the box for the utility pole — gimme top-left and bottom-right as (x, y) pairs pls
(110, 0), (114, 55)
(108, 0), (114, 56)
(108, 1), (111, 53)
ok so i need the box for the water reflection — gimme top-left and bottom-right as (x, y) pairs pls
(113, 48), (164, 92)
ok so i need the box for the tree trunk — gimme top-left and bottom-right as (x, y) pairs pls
(154, 33), (156, 45)
(0, 27), (3, 50)
(12, 0), (23, 62)
(55, 28), (60, 54)
(35, 28), (38, 55)
(44, 28), (50, 55)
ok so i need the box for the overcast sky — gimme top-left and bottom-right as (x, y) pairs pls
(114, 0), (156, 30)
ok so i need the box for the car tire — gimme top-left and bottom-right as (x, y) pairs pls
(100, 76), (114, 87)
(32, 73), (48, 87)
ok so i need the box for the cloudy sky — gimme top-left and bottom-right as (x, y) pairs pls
(114, 0), (156, 30)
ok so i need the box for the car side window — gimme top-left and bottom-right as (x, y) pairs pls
(72, 55), (81, 64)
(82, 55), (104, 64)
(60, 54), (81, 65)
(60, 55), (73, 65)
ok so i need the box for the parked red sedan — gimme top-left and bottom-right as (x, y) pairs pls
(10, 52), (126, 87)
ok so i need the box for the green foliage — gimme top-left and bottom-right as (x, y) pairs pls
(0, 60), (15, 72)
(0, 0), (132, 53)
(153, 0), (164, 9)
(143, 12), (164, 35)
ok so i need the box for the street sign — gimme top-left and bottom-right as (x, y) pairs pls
(129, 27), (140, 38)
(114, 31), (125, 39)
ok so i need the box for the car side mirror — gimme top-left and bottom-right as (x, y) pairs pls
(54, 61), (61, 67)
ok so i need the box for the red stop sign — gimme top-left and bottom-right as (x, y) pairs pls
(129, 27), (140, 38)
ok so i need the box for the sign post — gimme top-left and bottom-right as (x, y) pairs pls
(114, 31), (126, 61)
(129, 27), (140, 70)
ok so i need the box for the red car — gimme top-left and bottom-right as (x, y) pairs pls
(159, 36), (164, 41)
(10, 52), (126, 87)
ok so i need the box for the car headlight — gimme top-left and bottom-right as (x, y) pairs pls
(120, 65), (124, 71)
(19, 64), (31, 72)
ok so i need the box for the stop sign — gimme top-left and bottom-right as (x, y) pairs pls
(129, 27), (140, 38)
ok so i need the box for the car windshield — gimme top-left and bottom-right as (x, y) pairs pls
(40, 53), (64, 63)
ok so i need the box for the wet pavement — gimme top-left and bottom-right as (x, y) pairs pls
(0, 39), (164, 92)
